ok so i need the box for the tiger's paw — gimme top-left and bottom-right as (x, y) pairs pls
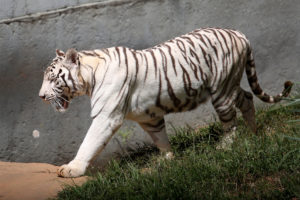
(165, 151), (174, 160)
(216, 127), (237, 150)
(158, 151), (174, 162)
(57, 160), (87, 178)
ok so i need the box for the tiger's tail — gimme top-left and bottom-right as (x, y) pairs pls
(246, 47), (293, 103)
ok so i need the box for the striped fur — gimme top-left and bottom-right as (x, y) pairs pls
(39, 28), (292, 177)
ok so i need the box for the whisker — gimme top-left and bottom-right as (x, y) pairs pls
(48, 94), (68, 110)
(46, 96), (55, 101)
(49, 100), (57, 109)
(58, 96), (70, 102)
(54, 99), (63, 109)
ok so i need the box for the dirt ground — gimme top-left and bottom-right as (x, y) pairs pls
(0, 161), (88, 200)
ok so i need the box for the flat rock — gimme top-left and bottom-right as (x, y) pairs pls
(0, 161), (88, 200)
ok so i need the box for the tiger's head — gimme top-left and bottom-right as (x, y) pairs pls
(39, 48), (85, 112)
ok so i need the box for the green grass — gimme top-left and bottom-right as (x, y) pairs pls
(55, 97), (300, 200)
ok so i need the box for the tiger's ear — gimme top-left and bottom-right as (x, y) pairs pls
(65, 48), (78, 64)
(56, 49), (65, 57)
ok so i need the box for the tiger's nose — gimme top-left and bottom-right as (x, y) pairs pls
(39, 89), (46, 100)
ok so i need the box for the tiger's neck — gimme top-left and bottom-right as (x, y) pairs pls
(78, 50), (107, 97)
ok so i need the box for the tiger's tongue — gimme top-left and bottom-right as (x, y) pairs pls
(63, 101), (68, 109)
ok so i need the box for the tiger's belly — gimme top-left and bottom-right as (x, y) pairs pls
(126, 87), (210, 122)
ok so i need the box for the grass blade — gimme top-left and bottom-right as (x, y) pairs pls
(282, 135), (300, 141)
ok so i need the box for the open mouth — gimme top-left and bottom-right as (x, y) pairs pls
(57, 98), (69, 111)
(61, 99), (69, 110)
(48, 97), (70, 112)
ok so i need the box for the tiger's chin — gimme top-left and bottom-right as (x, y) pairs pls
(57, 107), (67, 113)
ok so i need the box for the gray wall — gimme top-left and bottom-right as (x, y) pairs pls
(0, 0), (299, 166)
(0, 0), (106, 20)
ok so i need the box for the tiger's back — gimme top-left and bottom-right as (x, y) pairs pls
(98, 28), (251, 122)
(142, 29), (246, 108)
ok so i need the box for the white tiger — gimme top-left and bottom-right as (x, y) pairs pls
(39, 28), (292, 177)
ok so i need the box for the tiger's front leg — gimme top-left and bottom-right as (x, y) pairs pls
(57, 115), (123, 178)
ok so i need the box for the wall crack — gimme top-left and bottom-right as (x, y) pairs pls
(0, 0), (145, 25)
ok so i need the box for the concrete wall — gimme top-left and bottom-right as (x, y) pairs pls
(0, 0), (299, 166)
(0, 0), (105, 20)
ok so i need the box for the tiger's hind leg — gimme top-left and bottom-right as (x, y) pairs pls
(212, 92), (238, 150)
(236, 88), (257, 133)
(139, 118), (174, 159)
(215, 108), (238, 150)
